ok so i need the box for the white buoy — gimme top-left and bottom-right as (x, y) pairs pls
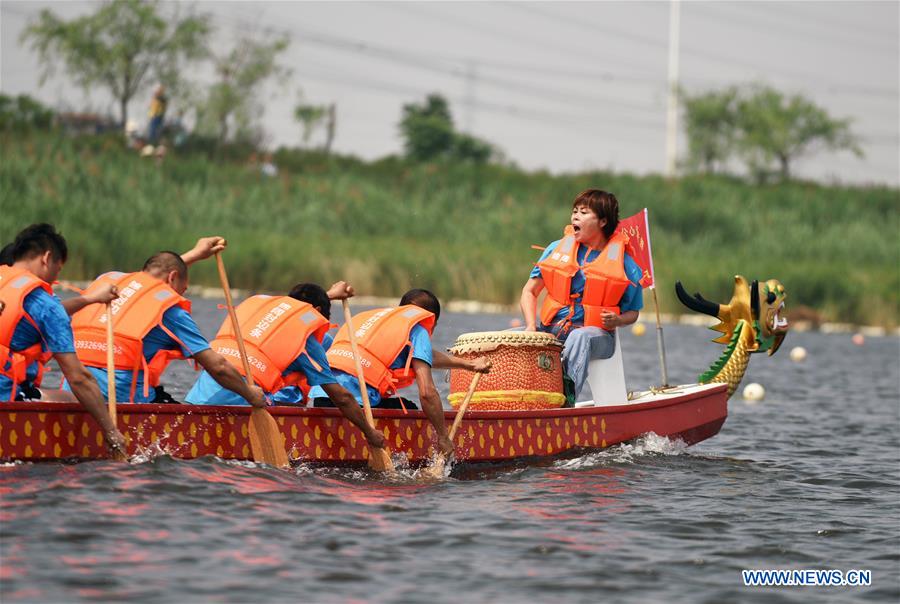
(632, 323), (647, 337)
(789, 346), (807, 362)
(743, 382), (766, 401)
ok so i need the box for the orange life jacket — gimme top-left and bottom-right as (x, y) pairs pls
(327, 305), (436, 397)
(209, 295), (331, 394)
(0, 266), (55, 400)
(70, 271), (192, 400)
(537, 226), (631, 331)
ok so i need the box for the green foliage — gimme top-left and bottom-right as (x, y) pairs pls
(21, 0), (210, 126)
(195, 35), (290, 144)
(1, 131), (897, 328)
(681, 86), (739, 173)
(399, 94), (498, 163)
(294, 102), (336, 151)
(736, 85), (862, 182)
(682, 84), (862, 183)
(0, 94), (55, 132)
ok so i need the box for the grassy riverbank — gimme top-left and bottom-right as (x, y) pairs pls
(1, 132), (897, 327)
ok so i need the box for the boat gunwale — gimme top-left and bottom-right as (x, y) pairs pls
(0, 383), (727, 420)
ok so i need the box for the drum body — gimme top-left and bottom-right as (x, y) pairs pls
(448, 331), (565, 410)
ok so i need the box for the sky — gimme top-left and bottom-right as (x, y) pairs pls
(1, 0), (898, 186)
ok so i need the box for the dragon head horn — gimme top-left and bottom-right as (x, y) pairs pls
(750, 279), (760, 320)
(675, 281), (720, 318)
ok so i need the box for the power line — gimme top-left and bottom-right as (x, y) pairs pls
(213, 8), (667, 117)
(508, 1), (898, 98)
(382, 2), (664, 76)
(699, 2), (896, 54)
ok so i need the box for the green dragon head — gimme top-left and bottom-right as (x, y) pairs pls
(675, 275), (789, 355)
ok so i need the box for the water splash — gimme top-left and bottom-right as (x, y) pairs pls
(554, 432), (688, 469)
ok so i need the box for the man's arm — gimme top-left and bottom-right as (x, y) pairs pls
(60, 283), (119, 316)
(600, 310), (639, 330)
(412, 359), (452, 456)
(432, 350), (491, 373)
(520, 277), (545, 331)
(54, 352), (126, 454)
(192, 349), (267, 407)
(181, 236), (226, 266)
(319, 383), (385, 448)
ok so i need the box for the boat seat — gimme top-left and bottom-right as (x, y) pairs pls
(580, 333), (628, 407)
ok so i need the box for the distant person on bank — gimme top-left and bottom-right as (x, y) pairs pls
(308, 288), (491, 458)
(66, 237), (266, 408)
(185, 281), (386, 449)
(520, 189), (643, 398)
(0, 224), (125, 454)
(147, 85), (167, 145)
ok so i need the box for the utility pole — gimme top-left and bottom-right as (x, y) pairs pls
(665, 0), (681, 178)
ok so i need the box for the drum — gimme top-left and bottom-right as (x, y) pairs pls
(448, 331), (565, 410)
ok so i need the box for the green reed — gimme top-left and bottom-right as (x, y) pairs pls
(1, 132), (897, 327)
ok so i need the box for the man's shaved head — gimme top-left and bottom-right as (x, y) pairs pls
(142, 251), (187, 279)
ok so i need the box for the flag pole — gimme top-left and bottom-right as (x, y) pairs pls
(651, 286), (670, 387)
(641, 208), (669, 387)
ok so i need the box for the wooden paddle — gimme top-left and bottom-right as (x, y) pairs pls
(341, 299), (394, 472)
(216, 252), (289, 469)
(423, 372), (481, 479)
(105, 302), (127, 461)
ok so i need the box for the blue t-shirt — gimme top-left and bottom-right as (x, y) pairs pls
(530, 239), (644, 327)
(270, 332), (334, 405)
(0, 288), (74, 398)
(185, 334), (336, 406)
(64, 306), (210, 403)
(307, 323), (433, 407)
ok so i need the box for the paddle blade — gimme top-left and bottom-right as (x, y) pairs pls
(367, 445), (394, 472)
(248, 408), (290, 469)
(421, 453), (447, 480)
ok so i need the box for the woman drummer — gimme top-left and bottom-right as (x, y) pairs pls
(520, 189), (643, 398)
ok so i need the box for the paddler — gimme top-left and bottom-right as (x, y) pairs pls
(308, 288), (491, 457)
(1, 242), (118, 399)
(67, 237), (266, 408)
(0, 224), (126, 454)
(184, 280), (386, 449)
(520, 189), (643, 398)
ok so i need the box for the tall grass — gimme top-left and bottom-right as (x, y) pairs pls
(1, 132), (897, 326)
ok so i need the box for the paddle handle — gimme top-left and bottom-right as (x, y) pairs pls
(105, 303), (117, 422)
(341, 299), (377, 427)
(216, 253), (254, 387)
(448, 372), (481, 441)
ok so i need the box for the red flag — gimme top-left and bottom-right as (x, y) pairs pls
(616, 208), (655, 289)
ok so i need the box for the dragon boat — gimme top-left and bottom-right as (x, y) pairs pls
(0, 276), (787, 465)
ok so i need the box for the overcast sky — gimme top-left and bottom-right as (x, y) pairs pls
(2, 1), (898, 185)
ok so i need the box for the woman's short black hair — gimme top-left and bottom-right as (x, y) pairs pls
(399, 288), (440, 322)
(288, 283), (331, 319)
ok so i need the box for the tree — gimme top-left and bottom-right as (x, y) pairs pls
(294, 101), (336, 152)
(399, 93), (497, 163)
(399, 94), (456, 161)
(735, 85), (862, 182)
(681, 86), (739, 173)
(22, 0), (209, 128)
(195, 34), (290, 145)
(0, 94), (55, 132)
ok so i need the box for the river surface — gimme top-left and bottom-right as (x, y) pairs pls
(2, 299), (899, 603)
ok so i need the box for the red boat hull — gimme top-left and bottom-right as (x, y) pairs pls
(0, 384), (728, 464)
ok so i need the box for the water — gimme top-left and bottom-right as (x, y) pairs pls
(2, 300), (899, 603)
